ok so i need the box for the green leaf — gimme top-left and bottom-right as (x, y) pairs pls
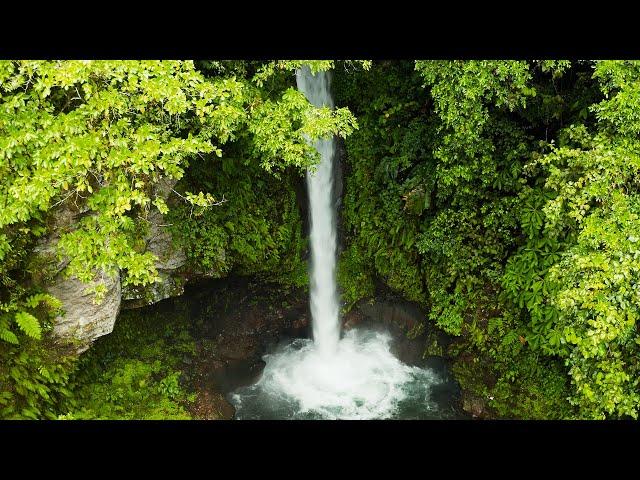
(15, 312), (42, 340)
(0, 328), (19, 345)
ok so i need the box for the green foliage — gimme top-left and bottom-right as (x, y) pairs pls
(67, 358), (192, 420)
(0, 277), (72, 419)
(333, 61), (433, 306)
(2, 61), (215, 293)
(0, 338), (77, 419)
(7, 59), (640, 420)
(335, 60), (610, 418)
(420, 59), (640, 418)
(247, 87), (356, 173)
(65, 302), (197, 419)
(501, 61), (640, 418)
(168, 140), (309, 288)
(451, 345), (573, 419)
(0, 60), (356, 418)
(0, 59), (354, 318)
(413, 60), (537, 337)
(336, 244), (375, 310)
(252, 60), (371, 88)
(15, 311), (42, 340)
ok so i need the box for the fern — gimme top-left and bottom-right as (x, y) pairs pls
(0, 328), (19, 345)
(15, 311), (42, 340)
(25, 293), (62, 311)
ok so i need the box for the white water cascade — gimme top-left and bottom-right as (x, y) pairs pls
(296, 66), (340, 356)
(229, 66), (450, 419)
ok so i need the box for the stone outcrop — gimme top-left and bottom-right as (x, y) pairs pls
(191, 390), (236, 420)
(342, 296), (451, 366)
(47, 272), (121, 353)
(31, 203), (121, 353)
(122, 178), (190, 309)
(344, 298), (424, 333)
(31, 177), (191, 352)
(121, 205), (188, 309)
(185, 278), (310, 398)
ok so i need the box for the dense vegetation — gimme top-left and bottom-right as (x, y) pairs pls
(63, 297), (204, 420)
(2, 59), (640, 419)
(334, 60), (640, 419)
(0, 60), (357, 418)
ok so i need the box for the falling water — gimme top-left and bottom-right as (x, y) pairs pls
(296, 66), (340, 355)
(229, 65), (458, 419)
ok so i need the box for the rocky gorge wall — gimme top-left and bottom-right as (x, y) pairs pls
(84, 275), (466, 420)
(31, 178), (204, 353)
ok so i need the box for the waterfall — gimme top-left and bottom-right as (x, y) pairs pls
(229, 65), (448, 420)
(295, 66), (340, 355)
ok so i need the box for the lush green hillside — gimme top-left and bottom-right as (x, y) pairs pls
(2, 60), (640, 419)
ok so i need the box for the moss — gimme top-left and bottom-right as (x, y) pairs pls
(423, 331), (446, 357)
(450, 351), (496, 418)
(337, 245), (375, 313)
(26, 250), (60, 287)
(64, 299), (198, 419)
(449, 341), (576, 420)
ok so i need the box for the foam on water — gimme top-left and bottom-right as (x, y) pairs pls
(231, 329), (443, 420)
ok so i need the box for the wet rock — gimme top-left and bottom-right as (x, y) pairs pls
(290, 313), (310, 336)
(235, 309), (270, 336)
(342, 309), (366, 330)
(29, 177), (193, 351)
(204, 358), (266, 394)
(342, 296), (431, 366)
(389, 335), (425, 366)
(192, 390), (236, 420)
(356, 299), (423, 332)
(48, 271), (121, 353)
(343, 294), (456, 366)
(461, 391), (489, 419)
(122, 271), (185, 309)
(216, 335), (260, 362)
(202, 358), (228, 382)
(248, 360), (266, 384)
(131, 277), (311, 417)
(216, 395), (237, 420)
(182, 279), (309, 401)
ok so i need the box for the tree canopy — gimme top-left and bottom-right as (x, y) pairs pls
(3, 59), (640, 420)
